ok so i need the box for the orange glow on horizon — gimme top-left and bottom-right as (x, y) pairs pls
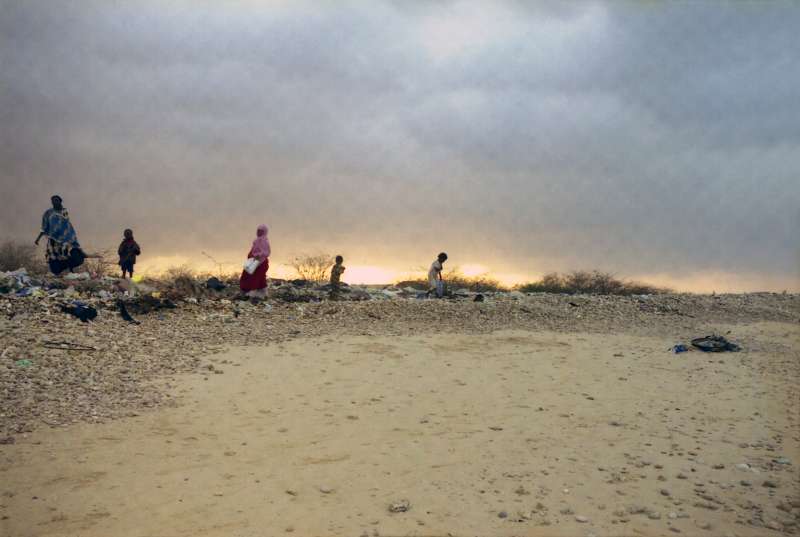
(132, 255), (798, 292)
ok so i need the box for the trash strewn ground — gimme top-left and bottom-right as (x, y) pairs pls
(1, 269), (799, 439)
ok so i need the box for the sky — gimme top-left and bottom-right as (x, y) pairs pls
(1, 0), (798, 290)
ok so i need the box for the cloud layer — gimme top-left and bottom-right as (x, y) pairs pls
(1, 1), (798, 288)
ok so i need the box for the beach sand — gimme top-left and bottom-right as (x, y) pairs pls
(2, 322), (798, 536)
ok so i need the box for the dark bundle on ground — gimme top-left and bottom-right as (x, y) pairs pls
(516, 271), (669, 295)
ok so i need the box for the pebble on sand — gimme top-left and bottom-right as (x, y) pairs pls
(388, 500), (410, 513)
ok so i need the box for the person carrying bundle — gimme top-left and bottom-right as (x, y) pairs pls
(240, 224), (271, 298)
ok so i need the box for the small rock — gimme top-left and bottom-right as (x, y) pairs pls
(388, 499), (410, 513)
(498, 511), (508, 519)
(677, 473), (688, 479)
(661, 489), (671, 496)
(762, 480), (778, 489)
(668, 512), (678, 519)
(575, 515), (589, 523)
(735, 463), (751, 471)
(319, 486), (334, 494)
(773, 457), (791, 465)
(648, 512), (662, 520)
(712, 463), (725, 470)
(740, 480), (752, 487)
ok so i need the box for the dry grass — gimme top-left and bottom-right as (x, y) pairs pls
(0, 239), (48, 275)
(516, 271), (670, 295)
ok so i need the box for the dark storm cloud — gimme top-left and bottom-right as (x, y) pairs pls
(1, 0), (798, 285)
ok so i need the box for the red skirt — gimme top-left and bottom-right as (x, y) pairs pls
(240, 255), (269, 292)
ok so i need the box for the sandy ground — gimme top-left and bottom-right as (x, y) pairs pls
(1, 322), (798, 537)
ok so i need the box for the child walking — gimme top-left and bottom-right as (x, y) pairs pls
(329, 255), (345, 300)
(118, 229), (141, 279)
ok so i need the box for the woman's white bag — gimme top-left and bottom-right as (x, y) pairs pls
(243, 257), (262, 275)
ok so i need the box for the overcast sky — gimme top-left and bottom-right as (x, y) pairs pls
(1, 1), (798, 289)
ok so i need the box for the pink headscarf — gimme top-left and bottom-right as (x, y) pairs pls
(250, 224), (271, 259)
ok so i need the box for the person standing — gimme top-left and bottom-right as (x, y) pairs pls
(35, 195), (85, 275)
(329, 255), (345, 300)
(117, 229), (141, 279)
(428, 252), (448, 298)
(239, 224), (271, 298)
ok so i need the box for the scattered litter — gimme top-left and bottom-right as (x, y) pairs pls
(63, 272), (91, 281)
(691, 335), (741, 352)
(206, 277), (226, 291)
(0, 268), (32, 294)
(671, 344), (690, 353)
(59, 301), (97, 322)
(15, 359), (32, 368)
(123, 295), (177, 315)
(117, 300), (141, 325)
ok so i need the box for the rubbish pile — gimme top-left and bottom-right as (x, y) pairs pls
(671, 334), (742, 353)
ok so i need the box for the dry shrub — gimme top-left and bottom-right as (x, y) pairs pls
(516, 271), (670, 295)
(444, 270), (507, 292)
(162, 265), (199, 296)
(290, 253), (333, 283)
(0, 239), (48, 274)
(83, 249), (116, 278)
(396, 268), (507, 293)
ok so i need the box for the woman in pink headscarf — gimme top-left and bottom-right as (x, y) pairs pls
(240, 224), (271, 295)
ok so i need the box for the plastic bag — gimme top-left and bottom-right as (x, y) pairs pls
(435, 280), (444, 298)
(243, 257), (262, 275)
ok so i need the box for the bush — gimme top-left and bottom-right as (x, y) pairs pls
(396, 268), (507, 293)
(290, 253), (333, 283)
(516, 271), (669, 295)
(83, 249), (116, 278)
(444, 270), (507, 292)
(0, 239), (48, 274)
(162, 265), (199, 296)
